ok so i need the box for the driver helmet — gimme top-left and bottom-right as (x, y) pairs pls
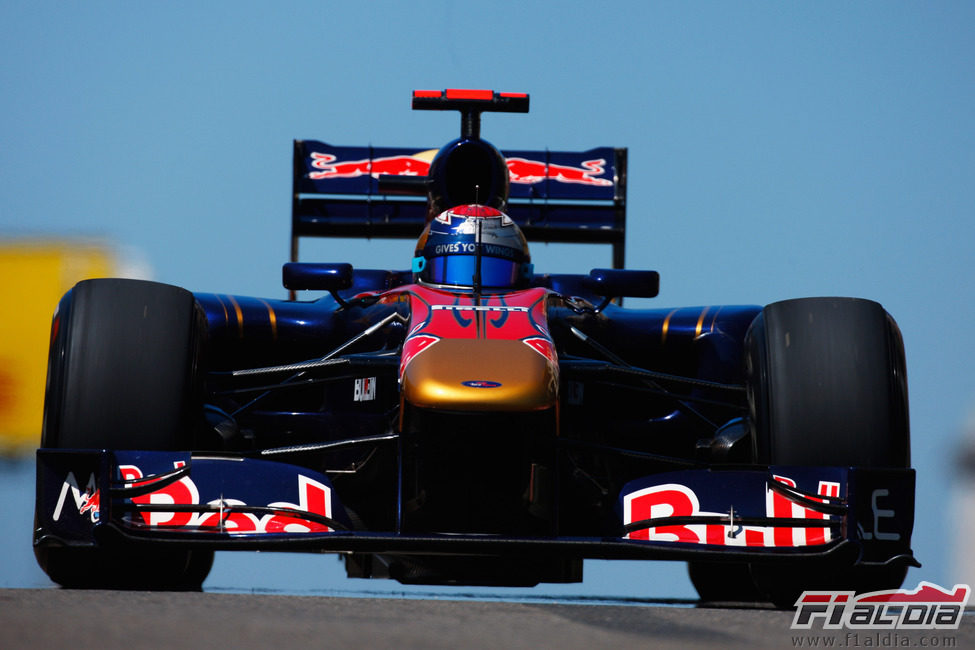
(412, 204), (532, 289)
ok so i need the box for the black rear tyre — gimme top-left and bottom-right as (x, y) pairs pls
(36, 278), (214, 589)
(744, 297), (910, 607)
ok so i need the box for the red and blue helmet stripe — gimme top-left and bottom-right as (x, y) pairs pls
(413, 205), (532, 289)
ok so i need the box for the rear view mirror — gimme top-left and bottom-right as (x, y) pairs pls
(282, 263), (353, 292)
(584, 268), (659, 299)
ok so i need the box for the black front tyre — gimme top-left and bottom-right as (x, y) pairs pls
(687, 561), (765, 603)
(36, 278), (214, 589)
(745, 297), (911, 607)
(746, 297), (909, 468)
(35, 545), (215, 591)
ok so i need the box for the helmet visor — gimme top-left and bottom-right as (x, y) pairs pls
(422, 255), (521, 288)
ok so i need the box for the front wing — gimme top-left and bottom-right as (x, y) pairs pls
(35, 449), (915, 568)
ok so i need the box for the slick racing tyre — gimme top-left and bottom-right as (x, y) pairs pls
(35, 278), (214, 589)
(746, 297), (909, 468)
(744, 297), (911, 607)
(687, 561), (764, 603)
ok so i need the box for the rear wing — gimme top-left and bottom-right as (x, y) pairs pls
(291, 142), (628, 268)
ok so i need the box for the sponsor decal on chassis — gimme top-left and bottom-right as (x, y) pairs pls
(119, 463), (333, 533)
(117, 463), (333, 533)
(53, 472), (101, 523)
(53, 462), (334, 534)
(462, 380), (502, 388)
(623, 475), (839, 547)
(354, 377), (376, 401)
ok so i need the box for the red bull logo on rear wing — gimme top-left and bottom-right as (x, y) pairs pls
(308, 150), (438, 180)
(292, 141), (627, 268)
(296, 142), (620, 200)
(290, 89), (628, 273)
(505, 156), (613, 187)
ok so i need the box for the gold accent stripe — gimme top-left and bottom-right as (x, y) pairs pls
(226, 295), (244, 339)
(661, 308), (679, 344)
(695, 307), (711, 338)
(708, 306), (723, 336)
(211, 294), (230, 326)
(259, 299), (278, 340)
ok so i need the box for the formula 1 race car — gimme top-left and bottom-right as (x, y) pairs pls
(34, 89), (917, 606)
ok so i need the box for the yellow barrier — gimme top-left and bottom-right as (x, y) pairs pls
(0, 241), (115, 455)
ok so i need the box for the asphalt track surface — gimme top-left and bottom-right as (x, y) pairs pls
(2, 589), (973, 650)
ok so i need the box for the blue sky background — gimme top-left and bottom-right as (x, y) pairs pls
(2, 2), (974, 598)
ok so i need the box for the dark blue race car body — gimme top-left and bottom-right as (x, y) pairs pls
(34, 90), (916, 602)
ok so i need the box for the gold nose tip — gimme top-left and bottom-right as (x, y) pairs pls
(402, 338), (557, 411)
